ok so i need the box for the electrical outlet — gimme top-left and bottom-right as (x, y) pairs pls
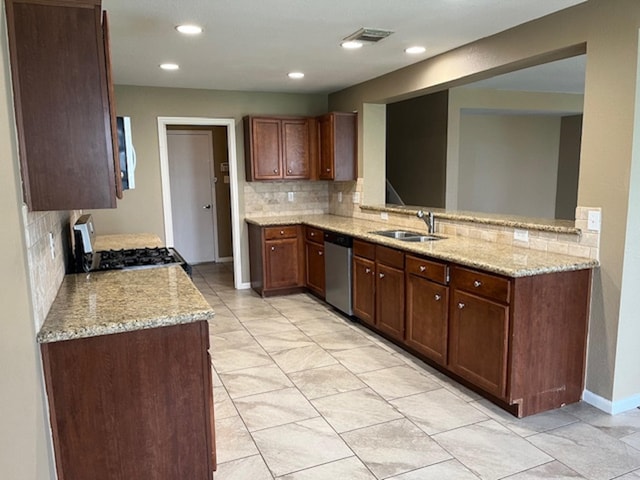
(353, 192), (361, 204)
(338, 192), (343, 203)
(287, 191), (294, 202)
(48, 232), (55, 259)
(513, 229), (529, 242)
(588, 210), (601, 231)
(381, 212), (389, 220)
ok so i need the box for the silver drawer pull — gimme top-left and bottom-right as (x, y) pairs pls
(458, 302), (465, 309)
(473, 280), (482, 288)
(326, 168), (331, 172)
(379, 273), (385, 279)
(280, 230), (284, 235)
(287, 169), (292, 173)
(273, 168), (278, 174)
(419, 265), (426, 272)
(365, 268), (371, 274)
(271, 246), (275, 251)
(318, 251), (323, 256)
(434, 294), (441, 301)
(310, 232), (315, 236)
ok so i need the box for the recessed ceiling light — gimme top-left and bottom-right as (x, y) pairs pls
(288, 72), (304, 79)
(176, 24), (203, 35)
(160, 63), (180, 71)
(405, 46), (426, 54)
(341, 40), (364, 50)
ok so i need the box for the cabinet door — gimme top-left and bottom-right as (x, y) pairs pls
(305, 242), (325, 297)
(250, 118), (282, 180)
(265, 238), (300, 289)
(449, 290), (509, 399)
(376, 263), (405, 342)
(282, 119), (310, 179)
(318, 114), (335, 180)
(352, 256), (375, 326)
(5, 0), (117, 210)
(406, 274), (448, 365)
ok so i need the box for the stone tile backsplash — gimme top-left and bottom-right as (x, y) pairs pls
(244, 180), (329, 217)
(22, 207), (80, 330)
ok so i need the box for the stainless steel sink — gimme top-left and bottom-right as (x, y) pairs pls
(370, 230), (443, 242)
(370, 230), (424, 239)
(401, 235), (442, 242)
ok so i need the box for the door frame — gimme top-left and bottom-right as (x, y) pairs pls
(158, 117), (245, 289)
(166, 129), (220, 263)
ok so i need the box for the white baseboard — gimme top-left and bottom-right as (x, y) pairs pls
(217, 256), (233, 263)
(583, 389), (640, 415)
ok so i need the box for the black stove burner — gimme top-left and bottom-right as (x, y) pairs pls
(79, 246), (192, 276)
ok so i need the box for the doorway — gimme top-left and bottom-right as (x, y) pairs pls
(158, 117), (244, 289)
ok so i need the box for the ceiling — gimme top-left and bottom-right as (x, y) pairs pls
(103, 0), (587, 95)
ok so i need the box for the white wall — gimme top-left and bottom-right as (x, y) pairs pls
(457, 113), (562, 218)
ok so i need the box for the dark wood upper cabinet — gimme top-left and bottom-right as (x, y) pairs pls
(318, 112), (356, 181)
(244, 116), (312, 181)
(5, 0), (121, 211)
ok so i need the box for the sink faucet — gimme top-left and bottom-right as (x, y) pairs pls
(417, 210), (435, 234)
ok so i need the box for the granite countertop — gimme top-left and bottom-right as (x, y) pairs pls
(245, 214), (598, 277)
(37, 265), (214, 343)
(93, 233), (163, 251)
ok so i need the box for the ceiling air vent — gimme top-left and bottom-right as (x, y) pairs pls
(343, 27), (394, 44)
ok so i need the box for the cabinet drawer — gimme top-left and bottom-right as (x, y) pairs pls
(264, 225), (298, 240)
(353, 239), (375, 260)
(452, 266), (511, 304)
(305, 226), (324, 244)
(376, 245), (404, 269)
(405, 255), (447, 284)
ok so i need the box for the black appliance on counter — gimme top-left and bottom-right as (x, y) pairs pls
(72, 214), (191, 276)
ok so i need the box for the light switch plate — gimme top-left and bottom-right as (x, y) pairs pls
(514, 229), (529, 242)
(588, 210), (601, 231)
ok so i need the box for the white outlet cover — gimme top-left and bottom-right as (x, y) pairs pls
(338, 192), (343, 202)
(513, 229), (529, 242)
(353, 192), (361, 204)
(287, 192), (294, 202)
(588, 210), (601, 231)
(381, 212), (389, 220)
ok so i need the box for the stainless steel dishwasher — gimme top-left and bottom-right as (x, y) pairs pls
(324, 231), (353, 316)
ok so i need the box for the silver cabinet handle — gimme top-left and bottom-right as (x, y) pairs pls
(365, 268), (371, 274)
(271, 246), (275, 251)
(326, 168), (331, 172)
(419, 265), (426, 272)
(202, 204), (212, 209)
(434, 294), (441, 301)
(458, 302), (465, 309)
(273, 168), (278, 174)
(287, 169), (292, 174)
(473, 280), (482, 288)
(280, 230), (284, 235)
(318, 251), (323, 256)
(310, 232), (315, 236)
(379, 273), (385, 279)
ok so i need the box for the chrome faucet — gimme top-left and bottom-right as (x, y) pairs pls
(417, 210), (435, 234)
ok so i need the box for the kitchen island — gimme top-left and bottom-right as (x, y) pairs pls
(38, 265), (216, 480)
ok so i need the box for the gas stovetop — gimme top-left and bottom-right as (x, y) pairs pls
(79, 247), (192, 276)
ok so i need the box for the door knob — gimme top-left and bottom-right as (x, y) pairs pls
(434, 294), (441, 301)
(458, 302), (465, 309)
(202, 204), (212, 209)
(379, 273), (385, 279)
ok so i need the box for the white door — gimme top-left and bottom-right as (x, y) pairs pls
(167, 130), (218, 264)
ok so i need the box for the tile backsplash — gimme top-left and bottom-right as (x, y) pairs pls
(244, 180), (329, 217)
(22, 208), (80, 330)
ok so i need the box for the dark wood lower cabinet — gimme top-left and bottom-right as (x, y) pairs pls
(405, 273), (449, 366)
(41, 321), (215, 480)
(376, 263), (405, 341)
(449, 290), (510, 399)
(305, 241), (325, 298)
(352, 255), (375, 326)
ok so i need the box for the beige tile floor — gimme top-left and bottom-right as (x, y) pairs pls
(192, 263), (640, 480)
